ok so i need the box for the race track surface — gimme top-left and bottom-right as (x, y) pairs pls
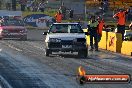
(0, 29), (132, 88)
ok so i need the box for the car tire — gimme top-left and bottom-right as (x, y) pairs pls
(0, 37), (2, 40)
(45, 49), (51, 56)
(20, 36), (27, 41)
(78, 49), (88, 58)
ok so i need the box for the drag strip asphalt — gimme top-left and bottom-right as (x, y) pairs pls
(0, 29), (132, 88)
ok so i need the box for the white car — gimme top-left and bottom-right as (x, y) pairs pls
(43, 23), (88, 57)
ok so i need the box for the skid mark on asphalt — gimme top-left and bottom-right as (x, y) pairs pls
(0, 49), (81, 88)
(24, 41), (46, 51)
(0, 41), (93, 88)
(3, 40), (131, 74)
(0, 75), (13, 88)
(86, 51), (132, 74)
(7, 44), (22, 52)
(2, 40), (132, 74)
(0, 36), (132, 87)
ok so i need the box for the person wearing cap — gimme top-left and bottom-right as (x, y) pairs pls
(113, 8), (128, 40)
(55, 10), (63, 23)
(87, 16), (99, 51)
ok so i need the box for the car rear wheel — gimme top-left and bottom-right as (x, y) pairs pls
(0, 37), (2, 40)
(45, 49), (52, 56)
(78, 49), (88, 58)
(20, 36), (27, 41)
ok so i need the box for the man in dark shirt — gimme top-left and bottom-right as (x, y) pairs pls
(59, 3), (66, 20)
(88, 15), (99, 51)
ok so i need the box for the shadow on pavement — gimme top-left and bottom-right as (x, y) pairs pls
(49, 52), (92, 59)
(27, 39), (44, 41)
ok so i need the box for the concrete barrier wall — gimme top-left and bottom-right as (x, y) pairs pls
(84, 30), (132, 56)
(98, 31), (108, 50)
(85, 31), (108, 50)
(107, 32), (122, 53)
(121, 41), (132, 56)
(85, 35), (89, 44)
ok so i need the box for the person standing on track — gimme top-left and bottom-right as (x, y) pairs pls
(87, 15), (99, 51)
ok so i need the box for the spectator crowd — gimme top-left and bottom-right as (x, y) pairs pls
(20, 0), (47, 12)
(3, 0), (47, 12)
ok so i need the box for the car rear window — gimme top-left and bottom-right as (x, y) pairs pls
(0, 19), (24, 26)
(49, 24), (83, 33)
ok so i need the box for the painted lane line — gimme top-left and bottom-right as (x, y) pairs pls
(0, 49), (1, 52)
(7, 44), (22, 52)
(0, 41), (22, 52)
(0, 75), (13, 88)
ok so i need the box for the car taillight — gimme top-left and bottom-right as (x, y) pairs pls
(20, 30), (24, 33)
(0, 29), (2, 32)
(20, 29), (27, 33)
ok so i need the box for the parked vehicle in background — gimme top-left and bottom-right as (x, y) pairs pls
(0, 10), (27, 40)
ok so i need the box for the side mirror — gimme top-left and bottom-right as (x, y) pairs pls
(43, 32), (48, 35)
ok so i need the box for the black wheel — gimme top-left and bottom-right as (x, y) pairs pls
(78, 49), (88, 58)
(20, 36), (27, 41)
(45, 49), (51, 56)
(0, 37), (3, 40)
